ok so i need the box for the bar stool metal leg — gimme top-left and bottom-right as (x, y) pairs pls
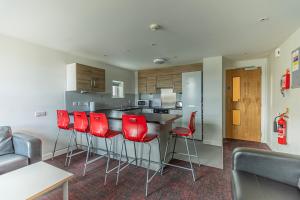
(64, 132), (73, 166)
(123, 139), (129, 163)
(74, 131), (79, 150)
(191, 135), (201, 166)
(157, 137), (163, 174)
(171, 135), (177, 160)
(145, 143), (151, 197)
(133, 142), (138, 166)
(83, 135), (92, 176)
(185, 137), (196, 181)
(161, 134), (171, 175)
(116, 139), (125, 185)
(104, 138), (112, 185)
(67, 132), (76, 167)
(52, 129), (61, 160)
(139, 143), (144, 166)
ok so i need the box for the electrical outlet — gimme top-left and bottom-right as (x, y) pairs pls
(35, 111), (47, 117)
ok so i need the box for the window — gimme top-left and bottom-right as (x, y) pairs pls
(112, 80), (124, 98)
(232, 77), (240, 102)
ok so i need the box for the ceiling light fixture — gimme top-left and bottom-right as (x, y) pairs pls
(149, 24), (161, 31)
(258, 17), (269, 22)
(153, 58), (167, 64)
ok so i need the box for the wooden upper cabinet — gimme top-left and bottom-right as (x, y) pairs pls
(156, 74), (173, 88)
(137, 63), (202, 94)
(67, 63), (105, 92)
(146, 76), (157, 93)
(91, 67), (105, 92)
(172, 73), (182, 93)
(138, 76), (147, 94)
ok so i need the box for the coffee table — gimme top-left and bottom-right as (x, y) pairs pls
(0, 161), (73, 200)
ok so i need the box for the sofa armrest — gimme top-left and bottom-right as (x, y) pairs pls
(12, 132), (42, 164)
(232, 147), (300, 187)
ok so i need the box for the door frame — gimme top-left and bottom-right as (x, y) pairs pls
(224, 65), (267, 143)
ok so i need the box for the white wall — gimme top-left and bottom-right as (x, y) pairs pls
(203, 56), (223, 146)
(0, 34), (135, 159)
(268, 27), (300, 155)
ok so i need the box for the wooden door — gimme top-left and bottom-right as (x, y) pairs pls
(91, 68), (105, 92)
(226, 67), (261, 142)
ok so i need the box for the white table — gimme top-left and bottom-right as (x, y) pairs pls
(0, 161), (73, 200)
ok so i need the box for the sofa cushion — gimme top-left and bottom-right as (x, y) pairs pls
(0, 126), (14, 156)
(0, 154), (28, 174)
(232, 170), (300, 200)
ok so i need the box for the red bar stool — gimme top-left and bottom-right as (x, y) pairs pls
(161, 111), (200, 181)
(83, 112), (127, 185)
(116, 114), (162, 197)
(52, 110), (78, 160)
(65, 111), (91, 167)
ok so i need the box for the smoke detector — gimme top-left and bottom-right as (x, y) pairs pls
(149, 24), (161, 31)
(275, 48), (281, 57)
(153, 58), (167, 64)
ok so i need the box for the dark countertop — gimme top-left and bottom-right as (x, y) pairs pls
(69, 109), (182, 125)
(138, 106), (182, 110)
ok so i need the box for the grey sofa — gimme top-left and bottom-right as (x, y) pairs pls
(0, 126), (42, 174)
(232, 147), (300, 200)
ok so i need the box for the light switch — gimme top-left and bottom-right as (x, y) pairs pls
(35, 111), (47, 117)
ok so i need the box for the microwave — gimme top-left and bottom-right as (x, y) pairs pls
(137, 100), (150, 107)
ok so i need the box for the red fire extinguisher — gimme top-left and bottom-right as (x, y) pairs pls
(273, 108), (288, 145)
(280, 69), (290, 97)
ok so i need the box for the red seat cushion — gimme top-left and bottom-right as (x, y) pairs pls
(105, 130), (121, 138)
(172, 127), (192, 137)
(59, 123), (74, 130)
(76, 126), (90, 133)
(90, 129), (121, 138)
(142, 133), (158, 142)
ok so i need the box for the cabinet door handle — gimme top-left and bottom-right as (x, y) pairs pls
(90, 80), (93, 87)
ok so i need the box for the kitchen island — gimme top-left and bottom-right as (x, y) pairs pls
(70, 109), (181, 169)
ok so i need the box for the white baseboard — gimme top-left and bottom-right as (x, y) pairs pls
(42, 148), (68, 160)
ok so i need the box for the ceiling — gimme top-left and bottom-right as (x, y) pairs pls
(0, 0), (300, 70)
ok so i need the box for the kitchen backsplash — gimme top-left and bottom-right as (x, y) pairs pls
(65, 91), (136, 112)
(140, 93), (182, 101)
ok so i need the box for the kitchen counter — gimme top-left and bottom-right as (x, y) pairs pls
(69, 109), (181, 125)
(70, 108), (182, 170)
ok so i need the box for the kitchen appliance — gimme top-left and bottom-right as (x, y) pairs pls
(89, 102), (95, 111)
(160, 88), (176, 108)
(182, 71), (203, 140)
(153, 108), (169, 114)
(137, 100), (150, 107)
(175, 101), (182, 108)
